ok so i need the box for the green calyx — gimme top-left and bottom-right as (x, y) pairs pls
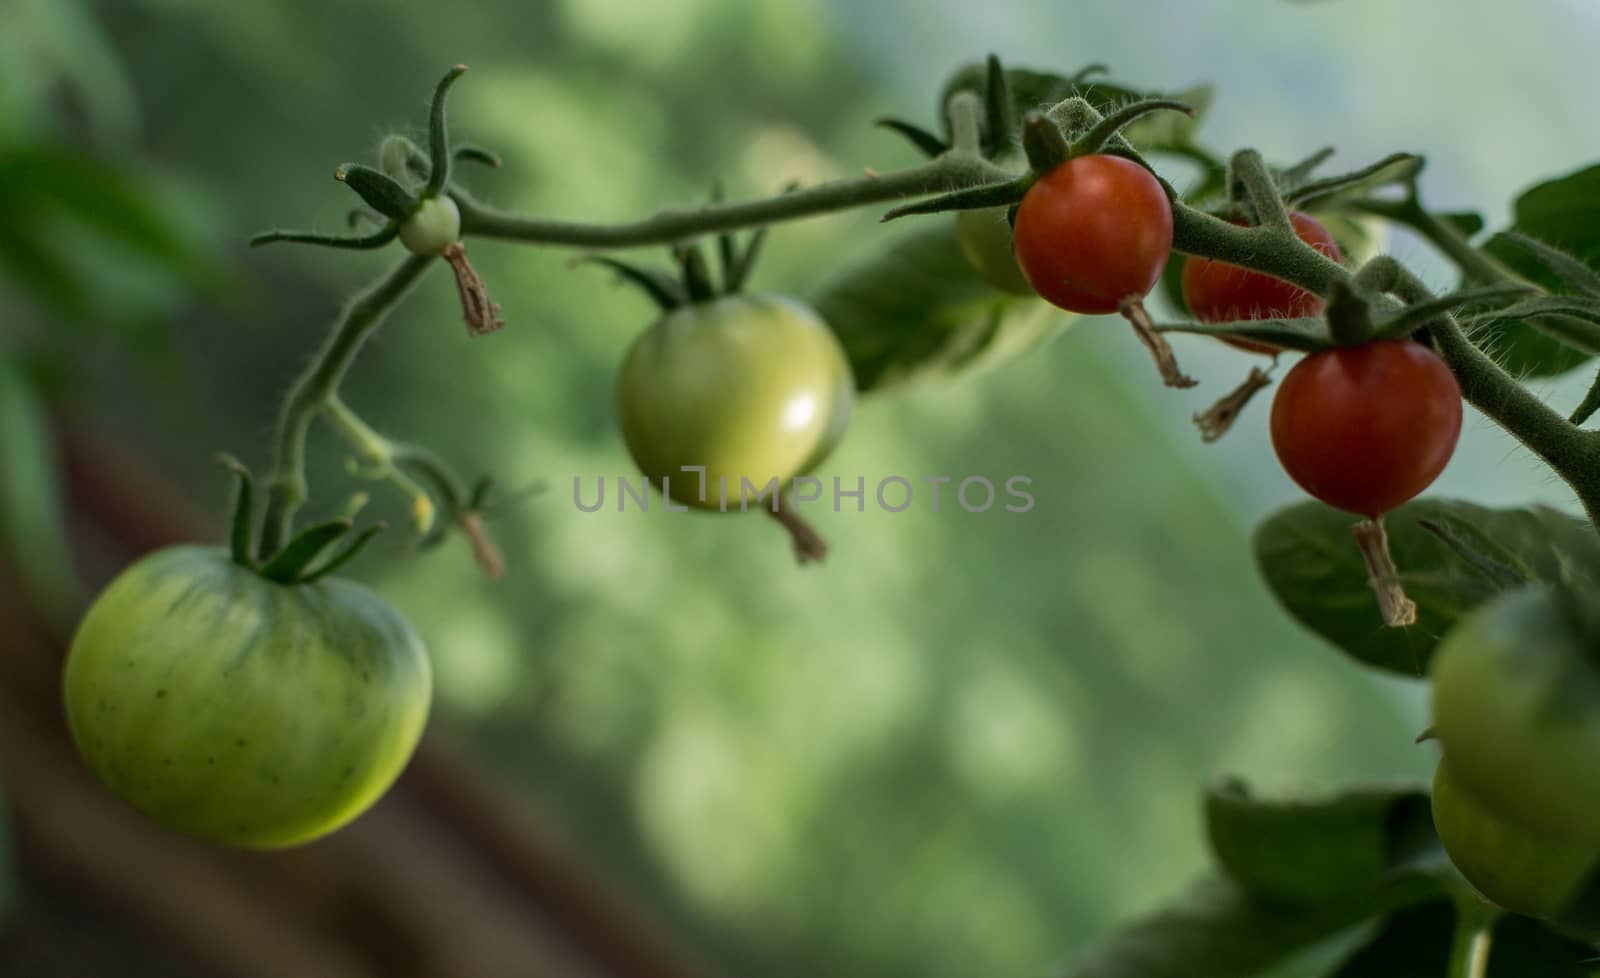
(217, 455), (383, 585)
(250, 65), (497, 253)
(580, 194), (772, 312)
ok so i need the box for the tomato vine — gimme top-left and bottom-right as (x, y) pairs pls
(55, 49), (1600, 973)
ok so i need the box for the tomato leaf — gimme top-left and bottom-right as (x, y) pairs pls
(1205, 779), (1448, 906)
(1254, 499), (1600, 678)
(1479, 163), (1600, 377)
(1058, 872), (1438, 978)
(811, 221), (1068, 392)
(1326, 901), (1599, 978)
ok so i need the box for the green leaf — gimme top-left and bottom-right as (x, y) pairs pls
(1254, 499), (1600, 678)
(1059, 873), (1439, 978)
(812, 221), (1068, 392)
(1326, 900), (1600, 978)
(1205, 780), (1447, 906)
(1481, 163), (1600, 376)
(0, 357), (83, 633)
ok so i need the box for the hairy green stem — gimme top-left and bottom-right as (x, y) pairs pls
(455, 154), (1006, 246)
(1229, 149), (1293, 231)
(258, 254), (434, 558)
(1447, 897), (1497, 978)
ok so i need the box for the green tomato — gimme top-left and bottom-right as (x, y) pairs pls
(956, 207), (1034, 296)
(1432, 761), (1599, 918)
(63, 545), (432, 849)
(398, 195), (461, 256)
(1431, 585), (1600, 846)
(617, 294), (854, 510)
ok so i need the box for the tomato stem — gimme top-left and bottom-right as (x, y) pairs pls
(457, 153), (1009, 245)
(258, 254), (434, 559)
(768, 491), (828, 565)
(1229, 149), (1293, 232)
(1446, 895), (1498, 978)
(1119, 298), (1197, 389)
(1352, 517), (1418, 628)
(1193, 366), (1273, 443)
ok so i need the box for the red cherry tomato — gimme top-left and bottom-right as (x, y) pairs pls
(1269, 339), (1462, 516)
(1182, 212), (1343, 355)
(1011, 155), (1173, 315)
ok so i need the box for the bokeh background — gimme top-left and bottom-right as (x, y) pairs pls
(3, 1), (1599, 976)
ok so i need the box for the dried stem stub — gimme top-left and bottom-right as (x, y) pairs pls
(1353, 517), (1417, 627)
(1194, 367), (1273, 442)
(443, 242), (504, 336)
(1119, 297), (1197, 389)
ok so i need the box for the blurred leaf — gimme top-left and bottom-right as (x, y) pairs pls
(1326, 900), (1599, 978)
(1060, 873), (1439, 978)
(1254, 500), (1600, 678)
(0, 357), (83, 633)
(1480, 163), (1600, 376)
(1438, 211), (1486, 239)
(1206, 780), (1446, 906)
(0, 146), (219, 325)
(812, 220), (1069, 392)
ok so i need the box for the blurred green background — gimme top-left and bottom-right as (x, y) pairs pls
(3, 0), (1599, 975)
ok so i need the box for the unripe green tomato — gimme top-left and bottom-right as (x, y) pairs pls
(398, 195), (461, 256)
(1431, 585), (1600, 846)
(1432, 761), (1599, 918)
(63, 545), (432, 849)
(955, 207), (1034, 296)
(617, 294), (854, 510)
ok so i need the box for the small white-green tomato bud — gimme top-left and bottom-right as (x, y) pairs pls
(398, 196), (461, 256)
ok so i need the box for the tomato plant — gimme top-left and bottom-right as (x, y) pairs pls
(1431, 760), (1599, 919)
(63, 545), (432, 849)
(1181, 210), (1342, 353)
(1010, 154), (1173, 314)
(1269, 339), (1463, 517)
(51, 52), (1600, 975)
(619, 292), (854, 509)
(1431, 585), (1600, 847)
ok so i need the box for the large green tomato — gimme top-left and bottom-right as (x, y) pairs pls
(1431, 761), (1599, 918)
(1431, 585), (1600, 846)
(64, 545), (432, 849)
(956, 207), (1035, 296)
(617, 294), (854, 510)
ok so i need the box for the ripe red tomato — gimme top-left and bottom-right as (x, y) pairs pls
(1011, 155), (1173, 315)
(1269, 339), (1462, 516)
(1182, 211), (1342, 354)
